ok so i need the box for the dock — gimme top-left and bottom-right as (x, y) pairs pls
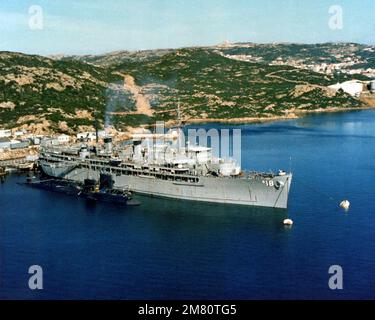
(0, 157), (37, 172)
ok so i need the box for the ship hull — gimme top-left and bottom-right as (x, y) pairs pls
(40, 162), (292, 209)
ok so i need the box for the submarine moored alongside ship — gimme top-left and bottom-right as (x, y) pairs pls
(22, 173), (138, 206)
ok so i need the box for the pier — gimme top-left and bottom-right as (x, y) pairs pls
(0, 144), (40, 174)
(0, 157), (37, 172)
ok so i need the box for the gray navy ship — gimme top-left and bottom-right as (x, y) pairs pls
(39, 127), (292, 209)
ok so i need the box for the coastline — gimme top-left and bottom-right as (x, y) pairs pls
(163, 104), (375, 127)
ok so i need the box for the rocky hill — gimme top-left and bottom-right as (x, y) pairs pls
(1, 43), (373, 134)
(58, 48), (174, 68)
(0, 51), (124, 134)
(217, 42), (375, 71)
(91, 46), (369, 128)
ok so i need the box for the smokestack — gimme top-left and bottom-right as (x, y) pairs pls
(104, 137), (112, 153)
(95, 118), (99, 144)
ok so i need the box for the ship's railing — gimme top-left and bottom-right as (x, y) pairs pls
(40, 153), (203, 182)
(41, 152), (200, 175)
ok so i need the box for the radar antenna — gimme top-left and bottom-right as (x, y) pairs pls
(176, 102), (185, 152)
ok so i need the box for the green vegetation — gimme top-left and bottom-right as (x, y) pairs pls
(112, 114), (153, 128)
(0, 43), (373, 132)
(0, 51), (121, 131)
(110, 48), (364, 121)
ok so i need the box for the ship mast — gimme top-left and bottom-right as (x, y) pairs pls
(176, 102), (183, 152)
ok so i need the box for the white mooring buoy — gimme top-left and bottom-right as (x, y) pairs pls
(340, 200), (350, 210)
(283, 218), (293, 226)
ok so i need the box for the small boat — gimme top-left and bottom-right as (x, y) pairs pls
(17, 162), (35, 171)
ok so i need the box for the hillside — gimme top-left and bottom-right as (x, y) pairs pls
(58, 48), (174, 68)
(103, 47), (365, 127)
(68, 43), (375, 72)
(0, 51), (122, 133)
(217, 42), (375, 70)
(1, 43), (374, 133)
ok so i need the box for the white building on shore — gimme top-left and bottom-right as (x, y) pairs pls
(57, 134), (70, 144)
(0, 130), (12, 138)
(329, 80), (364, 97)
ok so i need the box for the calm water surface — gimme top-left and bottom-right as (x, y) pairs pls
(1, 110), (375, 299)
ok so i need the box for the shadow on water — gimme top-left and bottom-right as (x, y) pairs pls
(187, 122), (321, 135)
(187, 110), (375, 140)
(129, 194), (289, 234)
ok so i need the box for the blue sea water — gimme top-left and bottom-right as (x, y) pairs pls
(1, 110), (375, 300)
